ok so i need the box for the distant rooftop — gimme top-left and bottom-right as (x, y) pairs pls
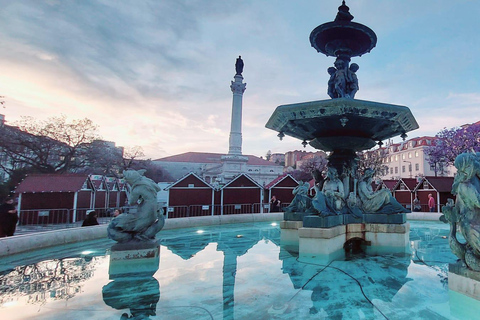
(15, 174), (91, 193)
(154, 152), (281, 166)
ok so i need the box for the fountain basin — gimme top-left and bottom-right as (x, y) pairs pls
(266, 98), (418, 151)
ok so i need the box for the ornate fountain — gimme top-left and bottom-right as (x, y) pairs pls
(266, 1), (418, 261)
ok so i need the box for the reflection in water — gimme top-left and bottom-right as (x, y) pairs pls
(103, 243), (161, 319)
(161, 225), (280, 320)
(0, 254), (104, 307)
(103, 277), (160, 319)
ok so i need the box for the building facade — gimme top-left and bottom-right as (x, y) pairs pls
(284, 150), (327, 168)
(381, 136), (455, 179)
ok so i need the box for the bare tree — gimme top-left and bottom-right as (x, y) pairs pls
(80, 140), (124, 175)
(0, 115), (100, 175)
(291, 155), (328, 182)
(122, 146), (145, 169)
(357, 148), (388, 178)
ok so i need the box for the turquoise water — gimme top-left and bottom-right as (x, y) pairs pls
(0, 221), (479, 319)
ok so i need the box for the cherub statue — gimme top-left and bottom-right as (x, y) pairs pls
(107, 169), (165, 243)
(327, 67), (337, 99)
(347, 63), (359, 98)
(333, 59), (348, 98)
(327, 60), (359, 99)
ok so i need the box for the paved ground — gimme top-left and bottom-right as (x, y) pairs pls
(10, 211), (442, 237)
(13, 217), (112, 236)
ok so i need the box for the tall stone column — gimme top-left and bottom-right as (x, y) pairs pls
(221, 57), (249, 183)
(228, 74), (246, 155)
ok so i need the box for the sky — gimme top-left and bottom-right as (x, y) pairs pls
(0, 0), (479, 160)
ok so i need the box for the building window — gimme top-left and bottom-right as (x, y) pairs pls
(395, 155), (398, 161)
(400, 184), (406, 190)
(402, 154), (405, 160)
(395, 167), (398, 174)
(408, 152), (412, 159)
(402, 166), (405, 173)
(415, 163), (419, 171)
(390, 168), (393, 174)
(415, 151), (419, 157)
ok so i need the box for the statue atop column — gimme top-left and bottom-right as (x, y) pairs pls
(235, 55), (244, 76)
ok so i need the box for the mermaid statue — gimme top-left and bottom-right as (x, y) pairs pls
(442, 152), (480, 271)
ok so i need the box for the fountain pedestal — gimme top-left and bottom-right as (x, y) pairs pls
(294, 221), (409, 263)
(448, 262), (480, 301)
(299, 225), (346, 263)
(109, 242), (160, 278)
(280, 220), (303, 249)
(364, 222), (410, 255)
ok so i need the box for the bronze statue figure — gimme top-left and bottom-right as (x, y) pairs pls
(235, 55), (244, 75)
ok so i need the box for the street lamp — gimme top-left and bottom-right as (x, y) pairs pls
(403, 161), (412, 178)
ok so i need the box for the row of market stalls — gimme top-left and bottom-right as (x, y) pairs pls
(13, 171), (454, 224)
(374, 176), (455, 212)
(14, 174), (128, 224)
(13, 172), (299, 224)
(165, 173), (298, 218)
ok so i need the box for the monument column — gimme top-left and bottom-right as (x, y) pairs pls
(228, 57), (247, 155)
(221, 56), (249, 182)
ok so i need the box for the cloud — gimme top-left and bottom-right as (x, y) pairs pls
(0, 0), (479, 159)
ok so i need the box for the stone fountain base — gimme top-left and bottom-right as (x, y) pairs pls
(298, 222), (409, 263)
(280, 220), (303, 251)
(280, 214), (410, 264)
(448, 261), (480, 301)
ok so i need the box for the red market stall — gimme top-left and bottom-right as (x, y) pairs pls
(15, 174), (94, 224)
(220, 174), (264, 215)
(165, 172), (215, 218)
(264, 174), (298, 212)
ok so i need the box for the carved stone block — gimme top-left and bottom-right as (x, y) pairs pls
(303, 214), (343, 228)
